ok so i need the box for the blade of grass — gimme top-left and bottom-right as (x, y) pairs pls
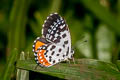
(30, 11), (44, 36)
(30, 11), (46, 37)
(84, 14), (98, 59)
(2, 49), (18, 80)
(117, 0), (120, 22)
(112, 43), (120, 63)
(116, 60), (120, 71)
(81, 0), (120, 35)
(16, 51), (29, 80)
(29, 20), (41, 36)
(50, 0), (62, 13)
(30, 0), (62, 38)
(7, 0), (31, 56)
(34, 11), (44, 27)
(31, 0), (61, 37)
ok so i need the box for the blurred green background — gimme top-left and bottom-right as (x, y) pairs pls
(0, 0), (120, 79)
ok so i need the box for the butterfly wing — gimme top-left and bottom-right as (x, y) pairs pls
(33, 13), (74, 67)
(33, 37), (65, 67)
(36, 44), (65, 67)
(32, 37), (49, 52)
(42, 13), (68, 44)
(42, 13), (74, 59)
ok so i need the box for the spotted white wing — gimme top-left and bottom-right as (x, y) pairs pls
(42, 13), (74, 60)
(33, 13), (74, 67)
(39, 44), (66, 67)
(33, 37), (66, 67)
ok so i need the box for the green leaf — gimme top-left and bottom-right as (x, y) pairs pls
(17, 59), (120, 80)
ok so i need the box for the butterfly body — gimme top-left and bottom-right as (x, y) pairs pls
(33, 13), (74, 67)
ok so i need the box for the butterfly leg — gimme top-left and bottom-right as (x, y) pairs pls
(34, 64), (39, 70)
(72, 56), (75, 64)
(63, 58), (71, 64)
(67, 59), (71, 64)
(70, 54), (75, 64)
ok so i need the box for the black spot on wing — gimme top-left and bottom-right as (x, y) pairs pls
(59, 25), (67, 32)
(63, 44), (65, 48)
(51, 51), (55, 55)
(44, 52), (47, 55)
(66, 47), (69, 56)
(54, 36), (61, 43)
(50, 45), (56, 50)
(59, 48), (62, 52)
(44, 50), (48, 55)
(42, 13), (69, 44)
(53, 60), (56, 63)
(49, 56), (52, 58)
(49, 56), (52, 62)
(63, 55), (65, 58)
(62, 33), (66, 38)
(49, 58), (52, 62)
(45, 55), (48, 57)
(56, 54), (60, 56)
(57, 31), (61, 35)
(58, 59), (60, 61)
(64, 41), (68, 44)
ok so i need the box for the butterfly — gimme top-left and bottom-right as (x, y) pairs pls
(32, 13), (74, 67)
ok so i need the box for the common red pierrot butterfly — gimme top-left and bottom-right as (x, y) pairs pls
(32, 13), (74, 67)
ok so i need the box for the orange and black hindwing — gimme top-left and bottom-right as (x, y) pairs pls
(33, 37), (51, 67)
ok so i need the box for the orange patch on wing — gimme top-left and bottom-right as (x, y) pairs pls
(37, 50), (51, 67)
(35, 41), (45, 51)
